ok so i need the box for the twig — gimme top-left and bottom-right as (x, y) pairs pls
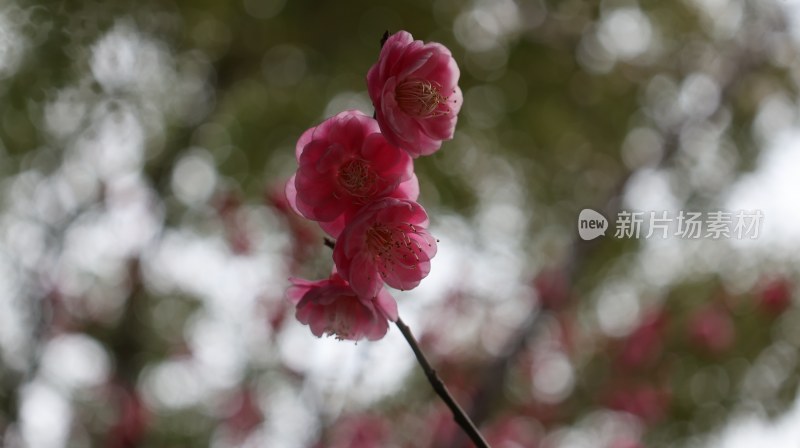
(395, 317), (490, 448)
(319, 221), (487, 445)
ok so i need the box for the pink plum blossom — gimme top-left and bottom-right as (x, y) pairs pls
(616, 310), (667, 370)
(757, 276), (793, 316)
(318, 414), (391, 448)
(223, 388), (263, 442)
(333, 198), (437, 300)
(611, 440), (645, 448)
(533, 267), (572, 310)
(286, 109), (419, 237)
(367, 31), (462, 157)
(605, 384), (671, 424)
(106, 384), (150, 448)
(688, 306), (734, 354)
(286, 272), (398, 341)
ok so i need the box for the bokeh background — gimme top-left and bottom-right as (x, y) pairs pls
(1, 0), (800, 447)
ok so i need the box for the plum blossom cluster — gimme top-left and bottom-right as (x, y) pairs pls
(285, 31), (462, 341)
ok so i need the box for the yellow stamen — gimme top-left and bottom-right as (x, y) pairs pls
(395, 79), (450, 118)
(366, 223), (424, 276)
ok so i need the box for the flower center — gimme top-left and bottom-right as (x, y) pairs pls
(365, 223), (424, 278)
(337, 159), (377, 198)
(325, 296), (355, 340)
(366, 223), (395, 255)
(395, 79), (449, 118)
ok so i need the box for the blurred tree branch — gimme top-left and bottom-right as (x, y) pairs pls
(461, 18), (771, 439)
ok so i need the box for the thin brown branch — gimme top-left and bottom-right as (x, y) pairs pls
(395, 317), (491, 448)
(318, 238), (487, 444)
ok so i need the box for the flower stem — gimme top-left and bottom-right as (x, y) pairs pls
(394, 317), (490, 448)
(319, 240), (485, 444)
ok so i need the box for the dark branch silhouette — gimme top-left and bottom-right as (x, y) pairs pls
(395, 318), (490, 448)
